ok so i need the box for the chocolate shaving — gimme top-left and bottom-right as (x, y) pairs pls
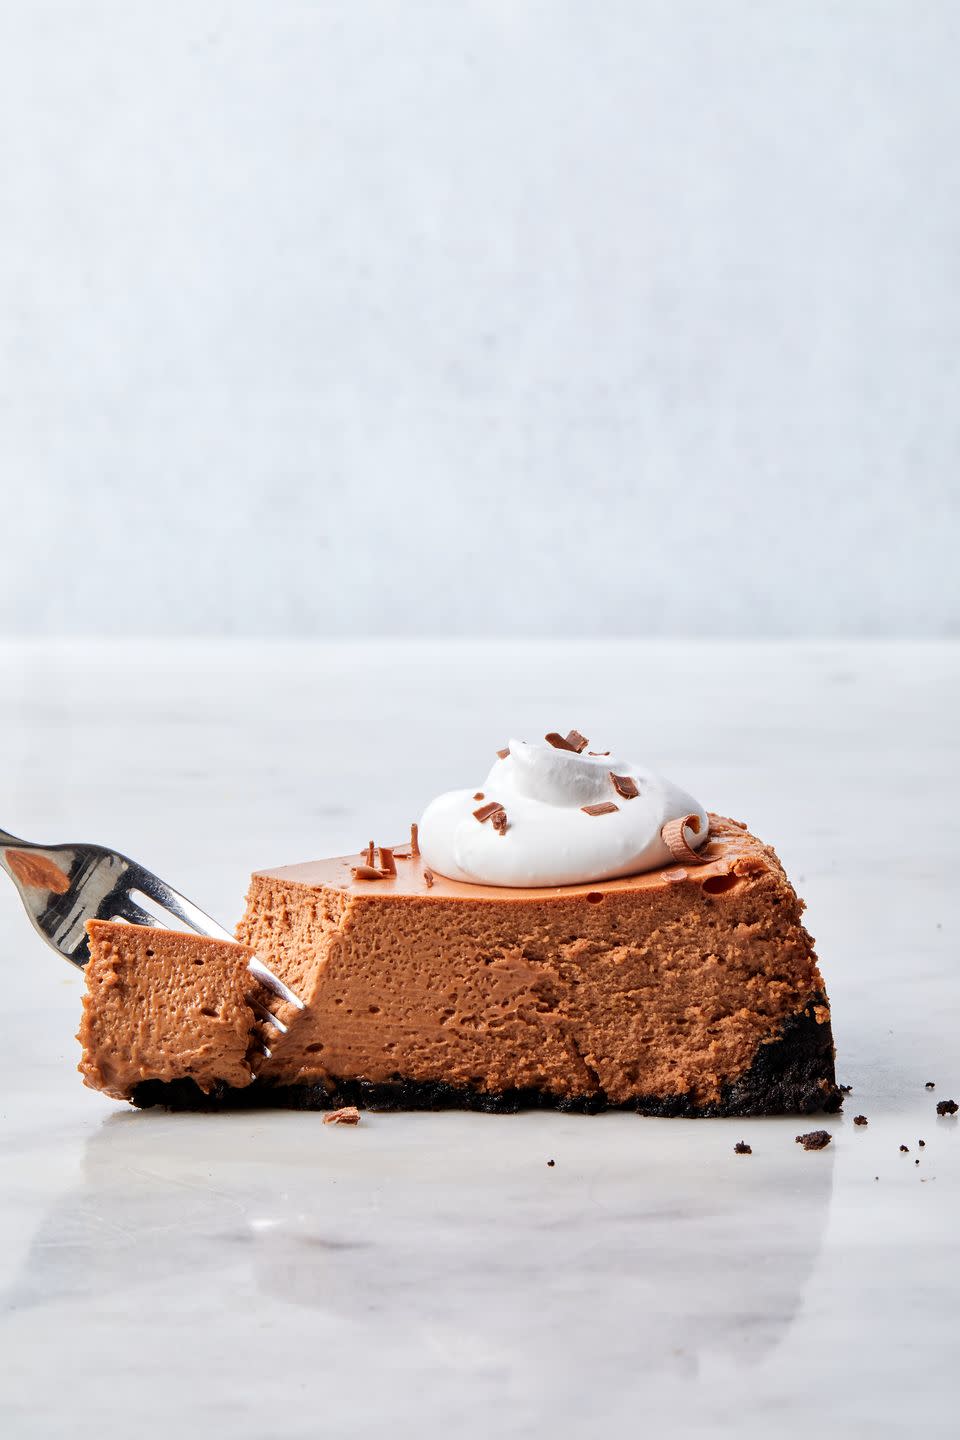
(473, 800), (508, 834)
(545, 730), (588, 753)
(323, 1106), (360, 1126)
(473, 792), (484, 801)
(661, 813), (710, 866)
(378, 846), (396, 876)
(410, 823), (420, 856)
(581, 802), (619, 816)
(496, 747), (509, 760)
(587, 750), (610, 756)
(609, 772), (639, 800)
(365, 840), (375, 867)
(423, 867), (434, 888)
(352, 864), (387, 880)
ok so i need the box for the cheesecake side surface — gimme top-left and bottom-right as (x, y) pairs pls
(232, 815), (839, 1116)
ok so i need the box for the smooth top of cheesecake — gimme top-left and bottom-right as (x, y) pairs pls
(256, 815), (760, 902)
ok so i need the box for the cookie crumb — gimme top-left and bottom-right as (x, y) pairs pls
(839, 1083), (853, 1094)
(899, 1144), (909, 1152)
(936, 1098), (958, 1116)
(323, 1106), (360, 1126)
(795, 1129), (832, 1151)
(547, 1159), (555, 1167)
(853, 1115), (868, 1126)
(734, 1141), (752, 1154)
(915, 1159), (920, 1165)
(925, 1081), (936, 1090)
(919, 1139), (925, 1147)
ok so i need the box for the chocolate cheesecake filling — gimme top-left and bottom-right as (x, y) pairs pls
(78, 921), (264, 1100)
(232, 816), (837, 1112)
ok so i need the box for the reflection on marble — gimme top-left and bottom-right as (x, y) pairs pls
(3, 1105), (840, 1439)
(6, 1110), (833, 1383)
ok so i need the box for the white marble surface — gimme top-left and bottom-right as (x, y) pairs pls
(1, 640), (958, 1438)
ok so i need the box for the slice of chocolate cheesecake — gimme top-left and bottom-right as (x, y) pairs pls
(233, 814), (838, 1116)
(76, 734), (840, 1118)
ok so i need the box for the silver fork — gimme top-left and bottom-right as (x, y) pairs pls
(0, 825), (303, 1035)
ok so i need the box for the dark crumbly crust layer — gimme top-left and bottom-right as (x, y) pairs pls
(131, 995), (841, 1118)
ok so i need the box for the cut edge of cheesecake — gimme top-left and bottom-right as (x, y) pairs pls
(78, 919), (265, 1101)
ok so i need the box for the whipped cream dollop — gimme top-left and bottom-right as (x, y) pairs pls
(418, 736), (708, 888)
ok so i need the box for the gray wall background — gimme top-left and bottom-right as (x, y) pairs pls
(1, 1), (957, 638)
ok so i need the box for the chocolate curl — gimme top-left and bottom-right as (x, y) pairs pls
(581, 801), (619, 816)
(545, 730), (588, 753)
(609, 772), (639, 800)
(352, 864), (387, 880)
(473, 800), (509, 834)
(661, 814), (710, 865)
(496, 747), (509, 760)
(423, 867), (435, 888)
(473, 801), (503, 823)
(410, 823), (420, 856)
(378, 846), (396, 875)
(365, 840), (375, 867)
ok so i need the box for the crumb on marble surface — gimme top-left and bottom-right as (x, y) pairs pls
(936, 1099), (958, 1116)
(323, 1106), (361, 1126)
(795, 1130), (831, 1151)
(734, 1141), (752, 1154)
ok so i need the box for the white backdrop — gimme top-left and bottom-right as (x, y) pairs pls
(1, 1), (957, 638)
